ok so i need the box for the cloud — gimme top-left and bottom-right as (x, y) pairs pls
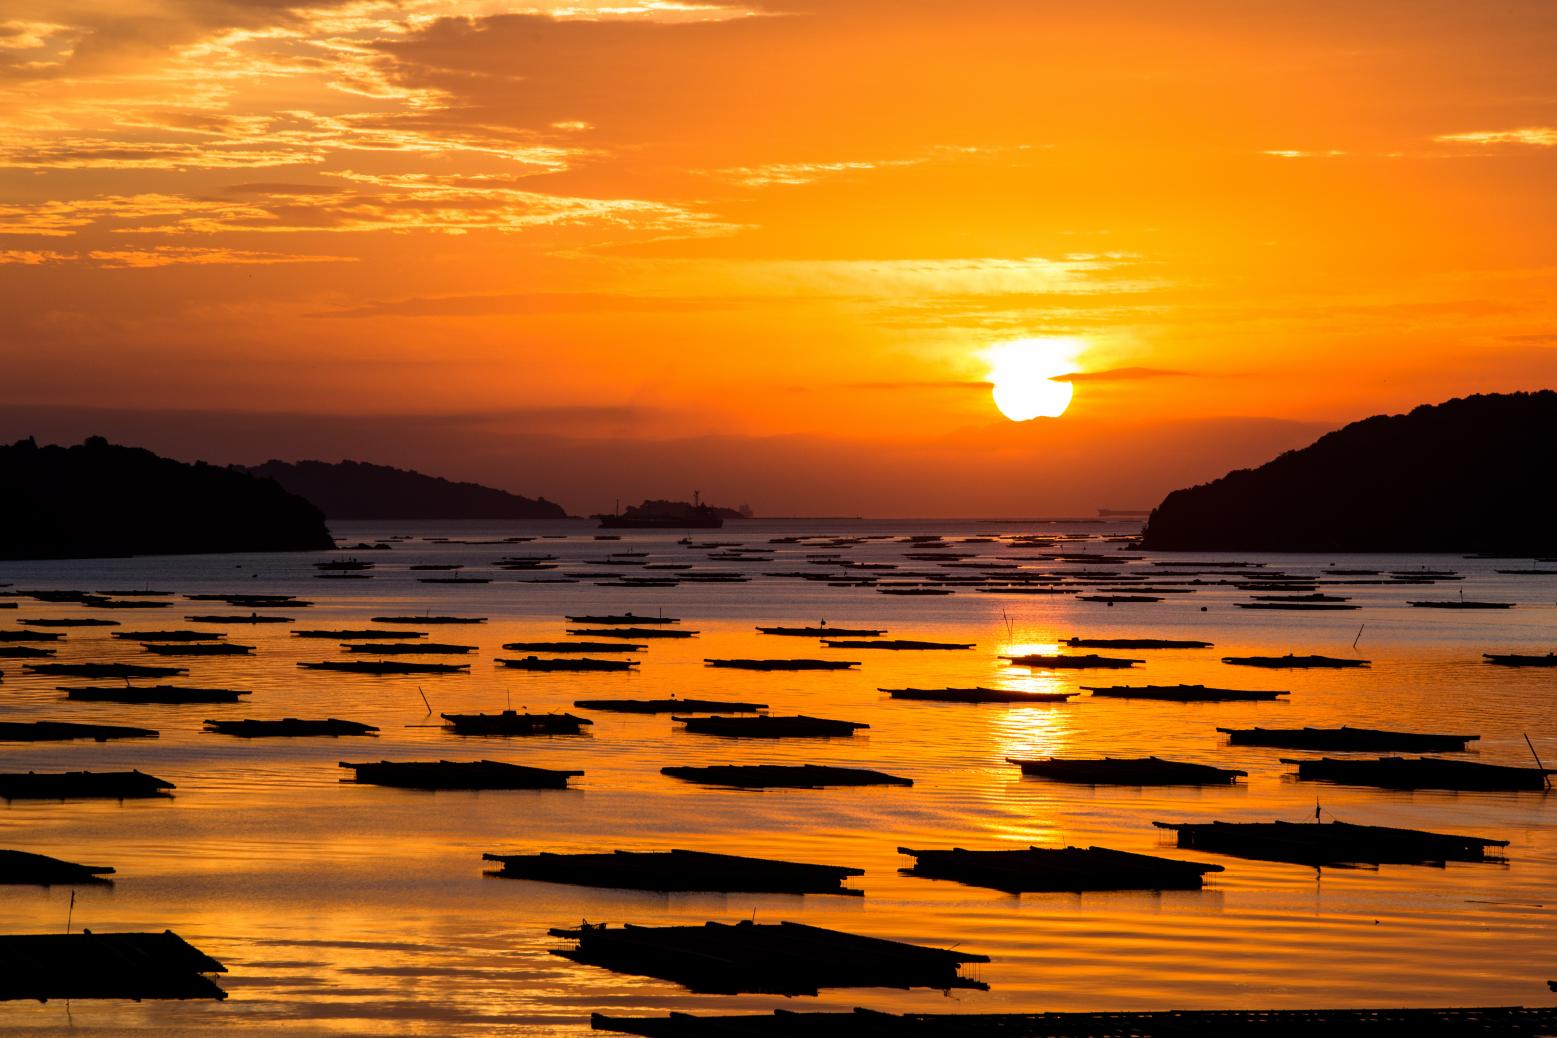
(1436, 127), (1557, 147)
(309, 291), (741, 318)
(843, 380), (989, 391)
(1053, 366), (1191, 382)
(0, 248), (75, 264)
(87, 246), (359, 268)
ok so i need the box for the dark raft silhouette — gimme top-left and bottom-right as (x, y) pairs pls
(248, 459), (567, 519)
(1139, 391), (1557, 553)
(1, 437), (333, 560)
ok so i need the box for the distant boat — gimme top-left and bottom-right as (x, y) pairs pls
(1483, 652), (1557, 667)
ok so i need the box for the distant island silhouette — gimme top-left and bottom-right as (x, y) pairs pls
(249, 459), (567, 520)
(1, 436), (334, 560)
(1140, 391), (1557, 553)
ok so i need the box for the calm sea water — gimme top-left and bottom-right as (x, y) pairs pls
(3, 519), (1556, 1035)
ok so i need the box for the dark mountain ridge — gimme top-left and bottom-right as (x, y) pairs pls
(249, 459), (567, 520)
(1, 436), (334, 560)
(1139, 391), (1557, 553)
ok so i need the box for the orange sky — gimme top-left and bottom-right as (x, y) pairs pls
(2, 1), (1555, 514)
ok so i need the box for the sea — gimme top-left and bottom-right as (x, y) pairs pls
(2, 519), (1555, 1035)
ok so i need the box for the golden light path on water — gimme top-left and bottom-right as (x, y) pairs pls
(2, 519), (1556, 1035)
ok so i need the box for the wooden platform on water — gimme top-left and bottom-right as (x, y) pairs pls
(704, 659), (858, 671)
(1283, 756), (1553, 791)
(204, 718), (378, 738)
(0, 770), (174, 800)
(1009, 757), (1246, 786)
(1219, 726), (1477, 752)
(495, 656), (637, 672)
(1155, 819), (1508, 866)
(550, 919), (988, 996)
(340, 759), (582, 790)
(577, 698), (766, 714)
(899, 845), (1222, 893)
(0, 930), (226, 1001)
(884, 687), (1075, 704)
(442, 710), (591, 735)
(675, 715), (867, 738)
(1085, 684), (1288, 702)
(0, 849), (115, 886)
(484, 848), (864, 895)
(61, 684), (249, 704)
(591, 1005), (1557, 1036)
(0, 720), (158, 741)
(662, 764), (911, 788)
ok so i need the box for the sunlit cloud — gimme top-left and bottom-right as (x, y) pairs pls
(87, 246), (359, 268)
(1436, 127), (1557, 147)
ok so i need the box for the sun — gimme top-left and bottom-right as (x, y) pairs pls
(986, 337), (1079, 421)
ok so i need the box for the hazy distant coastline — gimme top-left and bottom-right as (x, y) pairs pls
(249, 459), (568, 521)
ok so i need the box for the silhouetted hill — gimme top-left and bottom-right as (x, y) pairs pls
(1, 436), (334, 560)
(249, 459), (567, 520)
(1140, 392), (1557, 553)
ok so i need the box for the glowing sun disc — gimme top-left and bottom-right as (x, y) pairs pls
(986, 338), (1078, 421)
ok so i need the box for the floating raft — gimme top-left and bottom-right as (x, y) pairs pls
(442, 710), (592, 736)
(1484, 652), (1557, 667)
(26, 662), (187, 679)
(203, 717), (378, 738)
(0, 720), (158, 742)
(0, 849), (116, 886)
(705, 658), (859, 671)
(184, 614), (293, 624)
(550, 919), (988, 996)
(370, 615), (486, 624)
(0, 930), (226, 1001)
(1222, 654), (1369, 669)
(1409, 600), (1514, 609)
(1237, 602), (1360, 611)
(484, 848), (864, 895)
(494, 656), (637, 672)
(113, 630), (224, 641)
(568, 614), (680, 625)
(1064, 637), (1212, 649)
(883, 687), (1075, 704)
(19, 618), (119, 627)
(504, 641), (645, 654)
(0, 646), (55, 658)
(293, 629), (427, 639)
(1283, 756), (1553, 791)
(299, 660), (469, 675)
(899, 845), (1223, 893)
(675, 715), (868, 738)
(141, 642), (253, 656)
(822, 639), (973, 651)
(340, 759), (582, 790)
(343, 642), (476, 655)
(663, 764), (911, 788)
(0, 770), (174, 800)
(1085, 684), (1288, 702)
(758, 626), (885, 637)
(590, 1005), (1557, 1037)
(61, 684), (248, 704)
(1154, 819), (1508, 866)
(576, 698), (766, 714)
(1002, 653), (1142, 669)
(1218, 726), (1478, 752)
(567, 627), (696, 639)
(1009, 756), (1246, 786)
